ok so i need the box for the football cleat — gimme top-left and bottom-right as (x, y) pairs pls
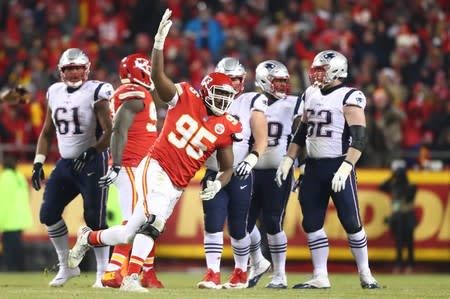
(92, 279), (105, 288)
(68, 226), (92, 268)
(247, 258), (271, 288)
(101, 269), (123, 288)
(141, 269), (164, 288)
(265, 273), (287, 289)
(360, 270), (380, 289)
(222, 268), (248, 289)
(48, 266), (81, 287)
(120, 273), (148, 293)
(292, 274), (331, 289)
(197, 268), (221, 289)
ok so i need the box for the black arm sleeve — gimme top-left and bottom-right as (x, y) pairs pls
(349, 125), (366, 152)
(292, 122), (307, 147)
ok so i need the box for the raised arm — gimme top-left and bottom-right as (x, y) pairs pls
(151, 9), (177, 103)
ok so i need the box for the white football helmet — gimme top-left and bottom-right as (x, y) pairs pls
(200, 72), (237, 116)
(255, 60), (290, 99)
(215, 57), (246, 94)
(58, 48), (91, 88)
(309, 50), (348, 89)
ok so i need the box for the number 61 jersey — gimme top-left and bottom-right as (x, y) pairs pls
(47, 80), (114, 159)
(149, 82), (242, 189)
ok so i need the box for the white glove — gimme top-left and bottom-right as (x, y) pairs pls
(154, 9), (173, 50)
(98, 165), (121, 188)
(331, 160), (353, 192)
(200, 180), (221, 201)
(234, 152), (258, 180)
(275, 155), (294, 187)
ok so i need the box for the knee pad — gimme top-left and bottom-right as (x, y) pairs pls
(344, 224), (362, 235)
(302, 218), (323, 234)
(263, 215), (283, 235)
(84, 210), (107, 230)
(39, 204), (58, 226)
(137, 214), (165, 240)
(341, 216), (362, 234)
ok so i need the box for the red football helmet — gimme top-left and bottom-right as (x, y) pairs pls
(200, 72), (237, 116)
(119, 53), (154, 90)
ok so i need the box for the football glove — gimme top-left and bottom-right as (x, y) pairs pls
(275, 155), (294, 187)
(31, 162), (45, 191)
(98, 164), (121, 188)
(154, 9), (172, 50)
(73, 147), (97, 173)
(200, 180), (221, 201)
(331, 160), (353, 192)
(234, 152), (258, 180)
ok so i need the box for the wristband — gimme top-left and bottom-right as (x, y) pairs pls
(34, 154), (46, 164)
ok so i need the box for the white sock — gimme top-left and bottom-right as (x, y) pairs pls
(230, 235), (250, 271)
(347, 228), (369, 273)
(204, 231), (223, 273)
(47, 219), (69, 267)
(267, 231), (287, 276)
(130, 234), (154, 266)
(249, 226), (265, 265)
(94, 246), (110, 280)
(307, 228), (329, 277)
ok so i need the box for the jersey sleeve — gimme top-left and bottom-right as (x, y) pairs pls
(251, 93), (268, 114)
(343, 89), (366, 109)
(292, 95), (304, 120)
(95, 82), (114, 103)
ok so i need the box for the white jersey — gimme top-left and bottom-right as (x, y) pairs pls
(302, 85), (366, 158)
(205, 92), (268, 171)
(47, 80), (114, 158)
(255, 95), (303, 169)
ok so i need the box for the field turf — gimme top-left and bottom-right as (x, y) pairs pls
(1, 271), (449, 299)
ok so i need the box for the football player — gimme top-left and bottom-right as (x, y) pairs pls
(67, 9), (242, 293)
(31, 48), (114, 288)
(197, 57), (268, 289)
(98, 53), (163, 288)
(276, 50), (380, 289)
(246, 60), (302, 289)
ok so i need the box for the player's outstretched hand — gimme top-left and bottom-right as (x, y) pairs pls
(154, 9), (172, 50)
(200, 180), (221, 201)
(98, 165), (121, 188)
(331, 160), (353, 192)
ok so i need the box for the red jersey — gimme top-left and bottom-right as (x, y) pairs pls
(150, 82), (242, 188)
(111, 83), (158, 167)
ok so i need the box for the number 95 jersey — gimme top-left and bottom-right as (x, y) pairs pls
(149, 82), (242, 189)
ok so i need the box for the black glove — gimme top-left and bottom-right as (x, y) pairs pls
(31, 163), (45, 191)
(73, 147), (97, 173)
(98, 164), (121, 188)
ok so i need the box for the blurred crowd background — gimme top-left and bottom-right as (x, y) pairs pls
(0, 0), (448, 169)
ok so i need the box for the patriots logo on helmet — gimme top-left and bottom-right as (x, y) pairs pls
(323, 52), (336, 60)
(264, 62), (276, 70)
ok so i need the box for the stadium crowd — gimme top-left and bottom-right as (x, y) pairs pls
(0, 0), (448, 168)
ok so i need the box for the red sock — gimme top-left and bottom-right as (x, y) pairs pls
(88, 230), (104, 246)
(110, 244), (132, 268)
(127, 255), (145, 275)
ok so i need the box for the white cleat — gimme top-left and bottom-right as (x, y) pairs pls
(292, 274), (331, 289)
(360, 269), (380, 289)
(68, 226), (92, 268)
(92, 279), (105, 288)
(265, 273), (287, 289)
(247, 258), (271, 288)
(120, 273), (149, 293)
(48, 266), (81, 287)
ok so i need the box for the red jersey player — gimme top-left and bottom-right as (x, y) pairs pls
(68, 9), (242, 292)
(97, 53), (163, 288)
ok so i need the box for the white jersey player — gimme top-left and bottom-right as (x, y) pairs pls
(246, 60), (302, 289)
(276, 50), (379, 289)
(31, 48), (113, 288)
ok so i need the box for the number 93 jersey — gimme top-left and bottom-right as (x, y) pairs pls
(47, 80), (114, 158)
(302, 85), (366, 158)
(149, 82), (242, 189)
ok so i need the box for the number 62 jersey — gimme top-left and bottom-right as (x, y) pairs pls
(149, 82), (242, 189)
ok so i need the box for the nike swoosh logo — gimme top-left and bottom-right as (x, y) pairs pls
(87, 172), (95, 176)
(240, 185), (247, 190)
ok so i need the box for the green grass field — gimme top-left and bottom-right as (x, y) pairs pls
(1, 271), (449, 299)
